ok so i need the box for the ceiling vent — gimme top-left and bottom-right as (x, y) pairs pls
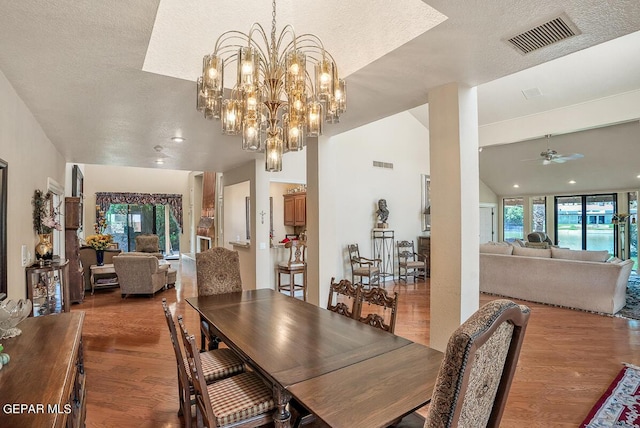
(505, 13), (581, 55)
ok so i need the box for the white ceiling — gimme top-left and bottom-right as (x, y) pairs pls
(0, 0), (640, 193)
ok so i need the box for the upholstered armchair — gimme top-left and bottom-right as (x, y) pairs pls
(113, 254), (168, 297)
(134, 234), (163, 259)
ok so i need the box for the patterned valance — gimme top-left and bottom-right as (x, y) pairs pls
(95, 192), (183, 231)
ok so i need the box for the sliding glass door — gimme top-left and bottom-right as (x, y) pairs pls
(555, 194), (616, 255)
(105, 204), (180, 257)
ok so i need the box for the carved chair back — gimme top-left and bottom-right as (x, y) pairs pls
(327, 278), (362, 319)
(424, 299), (530, 428)
(196, 247), (242, 296)
(357, 286), (399, 333)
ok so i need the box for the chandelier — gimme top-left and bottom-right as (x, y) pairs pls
(196, 0), (346, 172)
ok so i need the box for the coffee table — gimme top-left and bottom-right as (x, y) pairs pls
(90, 263), (119, 295)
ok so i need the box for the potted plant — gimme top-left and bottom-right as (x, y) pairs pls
(32, 189), (61, 260)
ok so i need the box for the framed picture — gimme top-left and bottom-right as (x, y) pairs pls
(72, 165), (83, 198)
(421, 174), (431, 232)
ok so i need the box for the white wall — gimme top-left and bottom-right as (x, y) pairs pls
(0, 69), (66, 299)
(324, 110), (430, 284)
(81, 164), (191, 253)
(479, 179), (498, 204)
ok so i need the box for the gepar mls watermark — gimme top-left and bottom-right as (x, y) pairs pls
(3, 403), (72, 415)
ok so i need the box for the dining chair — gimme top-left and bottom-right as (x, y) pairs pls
(161, 299), (246, 428)
(178, 317), (275, 428)
(397, 240), (427, 282)
(277, 239), (307, 301)
(357, 286), (399, 333)
(423, 299), (530, 428)
(327, 277), (362, 319)
(347, 243), (381, 287)
(196, 247), (243, 351)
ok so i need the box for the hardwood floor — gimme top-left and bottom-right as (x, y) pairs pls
(75, 259), (640, 427)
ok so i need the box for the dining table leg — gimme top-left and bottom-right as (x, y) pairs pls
(273, 385), (292, 428)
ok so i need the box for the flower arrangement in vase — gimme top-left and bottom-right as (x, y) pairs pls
(85, 206), (112, 265)
(32, 189), (62, 261)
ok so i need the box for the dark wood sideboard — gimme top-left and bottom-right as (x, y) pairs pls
(418, 235), (431, 277)
(0, 312), (86, 427)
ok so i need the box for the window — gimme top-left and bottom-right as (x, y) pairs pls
(629, 192), (637, 269)
(503, 197), (524, 241)
(555, 194), (616, 255)
(531, 196), (546, 232)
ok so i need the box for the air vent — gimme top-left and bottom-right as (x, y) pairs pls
(373, 161), (394, 169)
(505, 13), (580, 55)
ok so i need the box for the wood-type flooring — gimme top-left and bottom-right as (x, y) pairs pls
(75, 259), (640, 427)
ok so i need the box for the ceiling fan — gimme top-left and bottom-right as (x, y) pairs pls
(521, 135), (584, 165)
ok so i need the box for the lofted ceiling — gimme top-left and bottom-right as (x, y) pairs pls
(0, 0), (639, 193)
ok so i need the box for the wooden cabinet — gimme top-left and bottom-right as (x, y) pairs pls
(65, 197), (84, 304)
(417, 236), (431, 277)
(284, 192), (306, 226)
(1, 312), (86, 427)
(25, 260), (70, 316)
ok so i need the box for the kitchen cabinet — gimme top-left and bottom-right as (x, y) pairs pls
(284, 192), (306, 226)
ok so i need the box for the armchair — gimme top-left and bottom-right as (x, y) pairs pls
(134, 234), (163, 259)
(347, 244), (380, 287)
(113, 254), (168, 297)
(397, 240), (427, 282)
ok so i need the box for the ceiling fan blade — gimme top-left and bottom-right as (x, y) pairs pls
(557, 153), (584, 161)
(552, 157), (566, 164)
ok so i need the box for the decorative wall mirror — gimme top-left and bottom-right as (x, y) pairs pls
(0, 158), (7, 299)
(421, 174), (431, 232)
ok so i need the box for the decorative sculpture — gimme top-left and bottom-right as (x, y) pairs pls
(376, 199), (389, 228)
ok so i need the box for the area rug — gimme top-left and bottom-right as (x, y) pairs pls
(580, 363), (640, 427)
(617, 274), (640, 321)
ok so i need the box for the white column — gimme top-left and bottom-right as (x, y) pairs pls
(305, 135), (337, 307)
(428, 83), (480, 351)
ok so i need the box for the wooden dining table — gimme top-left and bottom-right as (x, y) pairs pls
(186, 289), (443, 428)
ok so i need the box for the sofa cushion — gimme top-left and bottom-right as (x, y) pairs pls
(551, 248), (609, 262)
(525, 241), (549, 249)
(512, 246), (552, 258)
(479, 243), (513, 255)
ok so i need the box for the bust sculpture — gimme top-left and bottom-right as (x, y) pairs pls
(376, 199), (389, 226)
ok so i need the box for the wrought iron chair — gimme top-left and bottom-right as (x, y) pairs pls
(423, 299), (530, 428)
(347, 243), (380, 287)
(178, 317), (275, 428)
(327, 277), (362, 319)
(161, 299), (245, 428)
(357, 286), (399, 333)
(397, 240), (427, 282)
(277, 239), (307, 301)
(196, 247), (243, 351)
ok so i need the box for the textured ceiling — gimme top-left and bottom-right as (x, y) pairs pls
(0, 0), (640, 183)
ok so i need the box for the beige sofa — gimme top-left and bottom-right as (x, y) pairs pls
(480, 243), (633, 315)
(113, 254), (169, 297)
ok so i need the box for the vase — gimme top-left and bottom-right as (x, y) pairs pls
(35, 234), (53, 260)
(96, 249), (105, 266)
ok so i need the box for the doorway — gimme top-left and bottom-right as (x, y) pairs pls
(479, 204), (496, 243)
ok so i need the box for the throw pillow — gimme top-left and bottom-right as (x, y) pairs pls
(512, 246), (552, 258)
(479, 243), (513, 255)
(607, 257), (623, 264)
(550, 248), (609, 262)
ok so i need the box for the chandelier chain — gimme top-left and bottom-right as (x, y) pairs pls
(271, 0), (277, 51)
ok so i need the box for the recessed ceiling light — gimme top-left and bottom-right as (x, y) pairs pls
(569, 180), (576, 184)
(513, 184), (519, 188)
(155, 159), (164, 165)
(637, 174), (640, 179)
(171, 137), (185, 143)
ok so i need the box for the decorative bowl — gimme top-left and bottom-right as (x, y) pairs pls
(0, 299), (32, 339)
